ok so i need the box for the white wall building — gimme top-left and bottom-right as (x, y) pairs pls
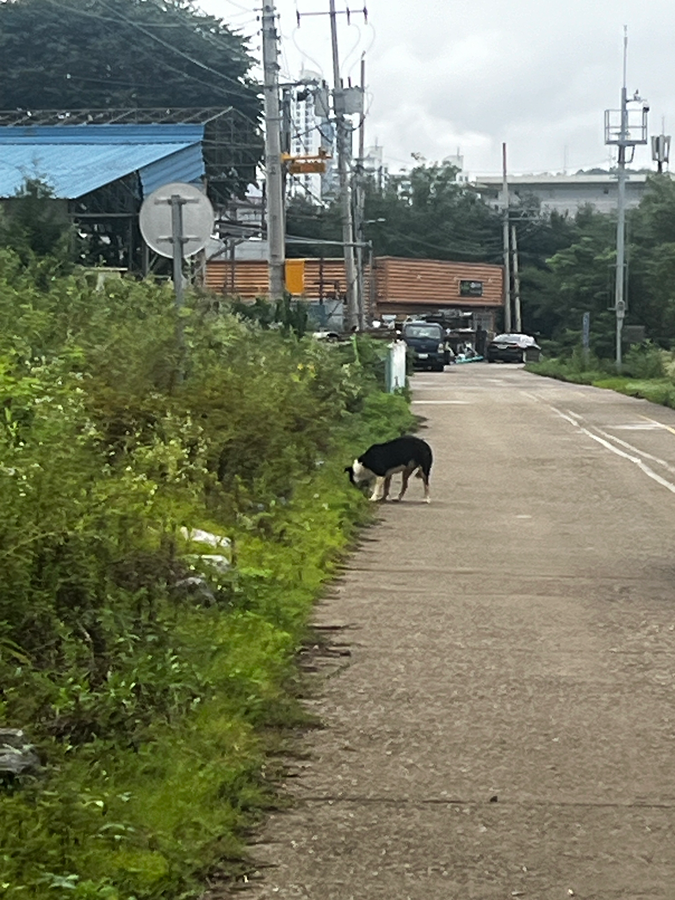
(362, 142), (388, 190)
(475, 172), (652, 216)
(443, 152), (469, 184)
(287, 69), (335, 203)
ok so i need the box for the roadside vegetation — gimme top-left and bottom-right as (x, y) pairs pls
(0, 246), (415, 899)
(289, 161), (675, 368)
(527, 342), (675, 409)
(6, 4), (675, 885)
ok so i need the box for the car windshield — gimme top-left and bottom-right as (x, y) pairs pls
(404, 325), (441, 339)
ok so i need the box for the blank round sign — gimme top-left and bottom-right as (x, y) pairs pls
(139, 182), (214, 259)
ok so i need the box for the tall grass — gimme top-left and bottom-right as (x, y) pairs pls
(0, 254), (417, 899)
(527, 343), (675, 408)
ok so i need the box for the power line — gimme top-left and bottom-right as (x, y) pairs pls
(33, 0), (261, 107)
(97, 0), (255, 92)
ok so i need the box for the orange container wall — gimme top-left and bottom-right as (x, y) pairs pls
(374, 257), (503, 308)
(205, 256), (504, 313)
(205, 258), (350, 299)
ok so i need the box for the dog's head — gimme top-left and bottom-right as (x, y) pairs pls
(345, 459), (370, 487)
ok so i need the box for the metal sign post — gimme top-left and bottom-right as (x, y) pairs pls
(582, 311), (591, 365)
(139, 182), (214, 381)
(170, 194), (186, 309)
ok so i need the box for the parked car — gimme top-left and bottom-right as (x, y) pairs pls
(402, 321), (446, 371)
(486, 333), (541, 363)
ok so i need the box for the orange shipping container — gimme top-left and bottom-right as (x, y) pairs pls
(374, 257), (503, 312)
(205, 256), (504, 315)
(206, 258), (350, 300)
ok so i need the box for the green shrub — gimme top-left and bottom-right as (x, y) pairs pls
(622, 342), (666, 379)
(0, 258), (413, 899)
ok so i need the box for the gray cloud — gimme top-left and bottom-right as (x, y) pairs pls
(202, 0), (675, 175)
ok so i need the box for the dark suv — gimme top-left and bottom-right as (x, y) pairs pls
(402, 321), (446, 371)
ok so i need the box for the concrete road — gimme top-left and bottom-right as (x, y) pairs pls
(230, 364), (675, 899)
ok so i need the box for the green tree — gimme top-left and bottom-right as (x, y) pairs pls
(364, 162), (503, 262)
(0, 178), (74, 267)
(526, 207), (617, 355)
(286, 161), (503, 263)
(625, 175), (675, 345)
(0, 0), (260, 122)
(285, 195), (343, 258)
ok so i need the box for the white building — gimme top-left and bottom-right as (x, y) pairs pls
(443, 152), (469, 184)
(362, 142), (388, 190)
(287, 69), (335, 203)
(474, 172), (652, 216)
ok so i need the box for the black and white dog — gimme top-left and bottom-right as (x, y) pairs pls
(345, 435), (433, 503)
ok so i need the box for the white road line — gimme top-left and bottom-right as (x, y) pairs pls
(611, 423), (664, 430)
(412, 400), (470, 404)
(555, 408), (582, 428)
(592, 427), (675, 476)
(549, 405), (675, 495)
(639, 413), (675, 436)
(559, 407), (675, 474)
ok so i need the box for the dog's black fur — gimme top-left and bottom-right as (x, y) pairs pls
(345, 435), (433, 502)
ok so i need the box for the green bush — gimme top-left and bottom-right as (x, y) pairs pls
(528, 342), (675, 411)
(622, 342), (666, 379)
(0, 253), (415, 899)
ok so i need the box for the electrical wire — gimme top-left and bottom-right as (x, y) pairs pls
(197, 0), (257, 18)
(282, 205), (504, 257)
(34, 0), (261, 108)
(96, 0), (254, 91)
(286, 173), (328, 207)
(289, 24), (326, 81)
(338, 22), (364, 82)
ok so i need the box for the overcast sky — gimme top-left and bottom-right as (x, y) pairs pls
(199, 0), (674, 177)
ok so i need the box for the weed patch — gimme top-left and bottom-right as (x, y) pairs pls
(0, 256), (416, 899)
(528, 354), (675, 410)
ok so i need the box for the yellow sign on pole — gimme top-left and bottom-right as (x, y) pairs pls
(281, 149), (330, 175)
(285, 258), (305, 295)
(288, 160), (326, 173)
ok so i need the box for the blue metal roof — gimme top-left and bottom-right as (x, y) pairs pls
(0, 124), (206, 199)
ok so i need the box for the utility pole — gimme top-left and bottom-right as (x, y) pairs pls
(261, 2), (286, 301)
(501, 143), (511, 333)
(353, 55), (367, 329)
(614, 32), (629, 373)
(511, 222), (522, 333)
(329, 0), (359, 330)
(604, 27), (648, 371)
